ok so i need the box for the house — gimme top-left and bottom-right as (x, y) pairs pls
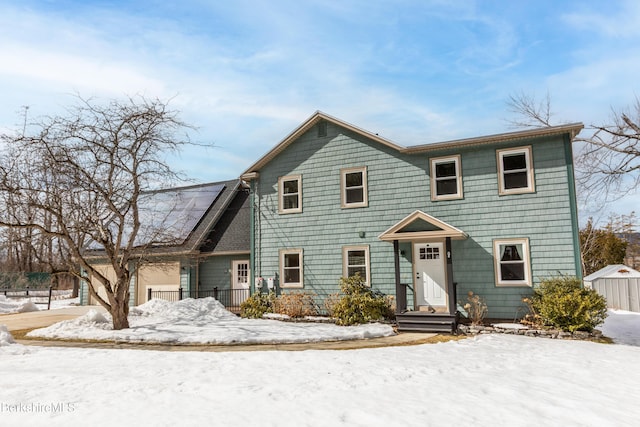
(80, 179), (251, 310)
(241, 112), (584, 332)
(584, 264), (640, 312)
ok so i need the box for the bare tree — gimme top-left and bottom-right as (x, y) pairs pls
(507, 92), (640, 205)
(0, 96), (192, 329)
(506, 91), (554, 128)
(578, 99), (640, 199)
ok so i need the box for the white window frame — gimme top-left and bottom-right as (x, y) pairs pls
(341, 167), (368, 208)
(279, 249), (303, 288)
(430, 155), (463, 201)
(342, 245), (371, 286)
(278, 175), (302, 214)
(497, 146), (535, 195)
(493, 238), (532, 287)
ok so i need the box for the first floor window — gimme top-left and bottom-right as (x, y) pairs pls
(497, 146), (535, 195)
(343, 245), (370, 285)
(280, 249), (303, 288)
(278, 175), (302, 213)
(430, 155), (462, 200)
(493, 238), (531, 286)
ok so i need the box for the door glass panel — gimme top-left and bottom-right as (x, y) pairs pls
(236, 263), (248, 284)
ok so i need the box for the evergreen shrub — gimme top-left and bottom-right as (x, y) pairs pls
(330, 273), (393, 326)
(240, 290), (276, 318)
(525, 276), (607, 332)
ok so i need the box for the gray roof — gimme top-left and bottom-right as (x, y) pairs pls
(583, 264), (640, 281)
(198, 187), (250, 253)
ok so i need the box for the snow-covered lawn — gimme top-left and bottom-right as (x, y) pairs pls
(0, 291), (78, 314)
(0, 302), (639, 427)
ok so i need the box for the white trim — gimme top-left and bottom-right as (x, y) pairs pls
(231, 260), (250, 288)
(497, 146), (535, 195)
(493, 238), (532, 287)
(279, 248), (304, 288)
(378, 210), (467, 241)
(278, 175), (302, 214)
(430, 154), (463, 201)
(342, 245), (371, 286)
(240, 111), (582, 179)
(341, 167), (368, 208)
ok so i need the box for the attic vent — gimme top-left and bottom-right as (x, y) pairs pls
(317, 120), (327, 137)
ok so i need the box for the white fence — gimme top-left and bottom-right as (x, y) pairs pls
(589, 278), (640, 312)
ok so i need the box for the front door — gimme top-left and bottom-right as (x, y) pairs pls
(232, 260), (250, 305)
(414, 242), (447, 309)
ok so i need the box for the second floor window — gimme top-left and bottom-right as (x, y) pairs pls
(497, 146), (535, 195)
(430, 155), (462, 200)
(278, 175), (302, 214)
(341, 167), (368, 208)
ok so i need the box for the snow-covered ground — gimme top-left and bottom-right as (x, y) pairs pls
(26, 298), (394, 344)
(0, 302), (639, 427)
(0, 291), (78, 314)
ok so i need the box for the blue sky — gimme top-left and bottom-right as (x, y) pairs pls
(0, 0), (638, 221)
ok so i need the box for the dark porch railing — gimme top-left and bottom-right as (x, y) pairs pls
(146, 287), (249, 313)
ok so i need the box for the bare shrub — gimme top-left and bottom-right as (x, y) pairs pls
(463, 291), (488, 325)
(274, 292), (318, 318)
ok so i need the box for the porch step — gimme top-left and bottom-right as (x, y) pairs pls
(396, 313), (458, 334)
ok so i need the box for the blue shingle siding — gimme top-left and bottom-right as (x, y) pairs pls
(198, 255), (249, 291)
(251, 120), (580, 319)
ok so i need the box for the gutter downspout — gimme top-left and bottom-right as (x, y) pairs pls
(565, 134), (583, 279)
(249, 179), (257, 294)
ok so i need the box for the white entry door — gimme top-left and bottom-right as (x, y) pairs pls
(414, 242), (447, 308)
(232, 260), (250, 305)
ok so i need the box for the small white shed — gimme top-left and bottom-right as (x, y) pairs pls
(584, 265), (640, 312)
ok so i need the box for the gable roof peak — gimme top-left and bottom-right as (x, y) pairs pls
(241, 111), (405, 178)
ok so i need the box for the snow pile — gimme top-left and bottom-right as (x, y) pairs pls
(0, 324), (15, 346)
(0, 298), (39, 314)
(597, 309), (640, 346)
(80, 309), (110, 324)
(27, 297), (395, 344)
(130, 297), (238, 322)
(492, 322), (528, 330)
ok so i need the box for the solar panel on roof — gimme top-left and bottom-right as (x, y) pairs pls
(87, 183), (226, 251)
(135, 183), (225, 246)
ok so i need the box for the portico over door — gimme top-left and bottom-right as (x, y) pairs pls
(379, 210), (467, 314)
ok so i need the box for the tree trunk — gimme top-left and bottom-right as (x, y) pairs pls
(108, 275), (131, 330)
(111, 296), (130, 330)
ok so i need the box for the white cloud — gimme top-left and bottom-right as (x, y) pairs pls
(0, 45), (166, 96)
(562, 0), (640, 38)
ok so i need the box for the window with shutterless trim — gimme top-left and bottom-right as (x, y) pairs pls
(279, 248), (303, 288)
(278, 175), (302, 214)
(342, 245), (370, 286)
(430, 155), (463, 201)
(497, 146), (535, 195)
(493, 238), (532, 287)
(341, 167), (368, 208)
